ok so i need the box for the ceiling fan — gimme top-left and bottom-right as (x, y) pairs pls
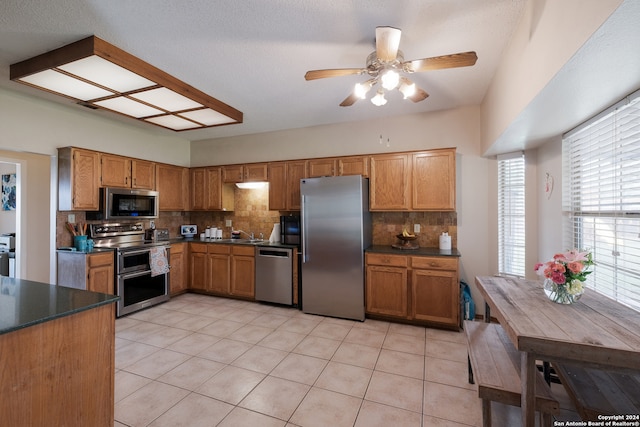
(304, 26), (478, 107)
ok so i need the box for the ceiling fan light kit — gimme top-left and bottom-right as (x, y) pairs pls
(305, 26), (478, 107)
(10, 36), (243, 131)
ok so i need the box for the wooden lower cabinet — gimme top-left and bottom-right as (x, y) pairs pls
(169, 243), (188, 295)
(365, 252), (460, 329)
(57, 251), (115, 295)
(188, 243), (255, 299)
(366, 265), (408, 317)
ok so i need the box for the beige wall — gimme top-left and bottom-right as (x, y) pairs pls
(0, 88), (191, 164)
(481, 0), (622, 154)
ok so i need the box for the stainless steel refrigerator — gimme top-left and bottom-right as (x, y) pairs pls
(300, 175), (371, 321)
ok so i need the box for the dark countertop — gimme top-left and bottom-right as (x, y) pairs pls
(366, 245), (461, 257)
(172, 237), (299, 250)
(56, 247), (115, 254)
(0, 277), (119, 336)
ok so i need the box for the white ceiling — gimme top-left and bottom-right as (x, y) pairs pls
(0, 0), (526, 142)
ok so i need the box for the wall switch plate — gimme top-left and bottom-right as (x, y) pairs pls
(68, 214), (75, 223)
(149, 220), (155, 229)
(226, 219), (232, 227)
(414, 224), (421, 233)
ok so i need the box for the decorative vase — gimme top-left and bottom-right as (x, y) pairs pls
(543, 278), (584, 304)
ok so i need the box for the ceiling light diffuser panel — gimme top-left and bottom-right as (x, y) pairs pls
(10, 36), (243, 131)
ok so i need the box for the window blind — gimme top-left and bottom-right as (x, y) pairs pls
(562, 89), (640, 312)
(498, 152), (525, 277)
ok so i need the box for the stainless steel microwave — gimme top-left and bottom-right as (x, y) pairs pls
(89, 188), (159, 220)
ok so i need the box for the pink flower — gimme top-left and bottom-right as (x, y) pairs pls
(567, 261), (584, 274)
(562, 250), (589, 262)
(551, 271), (566, 284)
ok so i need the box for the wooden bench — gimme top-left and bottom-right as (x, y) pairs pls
(554, 363), (640, 421)
(464, 320), (560, 427)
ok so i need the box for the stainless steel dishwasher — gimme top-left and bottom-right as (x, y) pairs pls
(255, 246), (293, 305)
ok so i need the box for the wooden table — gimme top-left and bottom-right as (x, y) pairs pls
(475, 276), (640, 427)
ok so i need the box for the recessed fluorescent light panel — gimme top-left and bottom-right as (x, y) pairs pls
(10, 36), (243, 131)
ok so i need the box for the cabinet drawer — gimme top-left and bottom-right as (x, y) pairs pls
(190, 243), (208, 253)
(88, 252), (114, 268)
(411, 256), (458, 271)
(208, 244), (231, 255)
(232, 245), (255, 256)
(366, 253), (408, 267)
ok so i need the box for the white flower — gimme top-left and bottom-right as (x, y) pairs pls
(568, 279), (584, 295)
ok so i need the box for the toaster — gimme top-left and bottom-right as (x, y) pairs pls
(145, 228), (170, 241)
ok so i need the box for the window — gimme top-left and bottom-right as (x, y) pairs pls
(563, 90), (640, 312)
(498, 152), (525, 277)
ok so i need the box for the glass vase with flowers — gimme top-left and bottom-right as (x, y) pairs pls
(534, 249), (594, 304)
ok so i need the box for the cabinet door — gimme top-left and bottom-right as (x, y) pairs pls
(189, 243), (208, 291)
(412, 149), (456, 211)
(100, 154), (131, 188)
(338, 156), (369, 177)
(365, 265), (408, 318)
(169, 243), (187, 295)
(131, 159), (156, 190)
(231, 255), (255, 298)
(190, 167), (207, 210)
(369, 154), (411, 211)
(412, 269), (458, 326)
(87, 252), (114, 295)
(71, 149), (100, 211)
(307, 159), (336, 177)
(222, 165), (244, 183)
(286, 161), (307, 210)
(268, 162), (287, 210)
(208, 253), (230, 294)
(244, 163), (268, 182)
(156, 164), (189, 211)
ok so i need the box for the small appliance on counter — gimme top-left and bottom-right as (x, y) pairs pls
(145, 228), (170, 242)
(180, 225), (197, 238)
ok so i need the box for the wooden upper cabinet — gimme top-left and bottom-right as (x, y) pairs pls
(339, 156), (369, 177)
(412, 149), (456, 211)
(222, 165), (244, 183)
(268, 162), (287, 211)
(100, 154), (131, 188)
(191, 167), (233, 211)
(58, 147), (100, 211)
(131, 159), (156, 190)
(244, 163), (268, 182)
(100, 154), (155, 190)
(286, 160), (307, 211)
(156, 163), (189, 211)
(307, 158), (336, 177)
(369, 153), (411, 211)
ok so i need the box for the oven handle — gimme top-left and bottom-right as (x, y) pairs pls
(120, 269), (153, 279)
(120, 248), (151, 257)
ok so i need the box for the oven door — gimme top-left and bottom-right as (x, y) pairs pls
(117, 269), (169, 317)
(118, 248), (151, 274)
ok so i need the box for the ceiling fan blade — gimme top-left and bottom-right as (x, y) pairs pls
(304, 68), (364, 81)
(408, 86), (429, 103)
(404, 51), (478, 73)
(339, 92), (360, 107)
(376, 26), (402, 62)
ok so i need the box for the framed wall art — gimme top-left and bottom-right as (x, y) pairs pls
(2, 173), (16, 211)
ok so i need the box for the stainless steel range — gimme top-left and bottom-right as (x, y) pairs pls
(90, 222), (170, 317)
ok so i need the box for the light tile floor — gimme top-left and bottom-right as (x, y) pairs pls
(114, 293), (580, 427)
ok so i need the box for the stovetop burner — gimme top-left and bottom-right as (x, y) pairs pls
(90, 222), (168, 250)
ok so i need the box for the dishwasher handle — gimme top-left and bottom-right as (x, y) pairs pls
(257, 248), (291, 258)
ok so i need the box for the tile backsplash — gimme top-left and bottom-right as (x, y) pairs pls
(56, 187), (456, 248)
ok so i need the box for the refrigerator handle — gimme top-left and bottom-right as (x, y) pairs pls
(301, 195), (308, 263)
